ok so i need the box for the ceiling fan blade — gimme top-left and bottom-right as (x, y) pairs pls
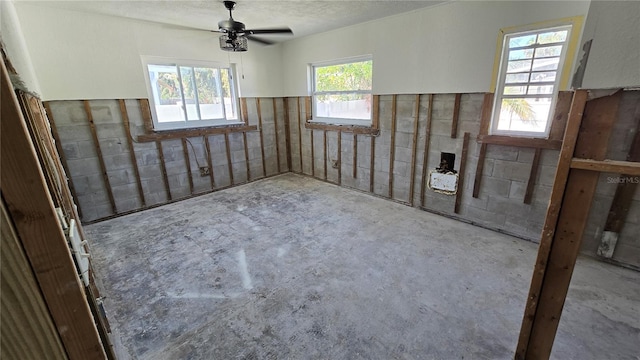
(245, 28), (293, 35)
(246, 35), (274, 45)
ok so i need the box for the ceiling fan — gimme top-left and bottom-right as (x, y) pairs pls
(217, 0), (293, 52)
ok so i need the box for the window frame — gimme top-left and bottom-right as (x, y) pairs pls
(489, 18), (582, 138)
(141, 56), (243, 131)
(310, 55), (373, 127)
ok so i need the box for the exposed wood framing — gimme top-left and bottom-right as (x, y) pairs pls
(451, 93), (461, 139)
(548, 91), (573, 141)
(370, 136), (376, 193)
(597, 124), (640, 258)
(311, 130), (315, 176)
(305, 96), (312, 121)
(524, 148), (542, 204)
(224, 132), (234, 185)
(477, 134), (562, 150)
(409, 94), (421, 205)
(297, 97), (303, 172)
(256, 98), (267, 177)
(138, 98), (154, 131)
(353, 134), (358, 178)
(273, 98), (281, 173)
(305, 122), (380, 135)
(323, 130), (328, 180)
(240, 97), (248, 124)
(137, 125), (257, 142)
(338, 131), (342, 185)
(389, 95), (397, 198)
(283, 98), (292, 171)
(204, 136), (216, 189)
(243, 131), (251, 181)
(420, 94), (434, 207)
(372, 95), (380, 129)
(472, 143), (488, 198)
(156, 140), (172, 201)
(84, 100), (117, 214)
(181, 138), (194, 194)
(454, 132), (470, 214)
(570, 158), (640, 175)
(1, 60), (106, 359)
(515, 89), (601, 359)
(119, 100), (146, 207)
(44, 102), (83, 219)
(479, 93), (494, 136)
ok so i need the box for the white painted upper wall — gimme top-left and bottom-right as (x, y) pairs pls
(580, 0), (640, 89)
(1, 0), (42, 94)
(13, 3), (284, 101)
(282, 1), (591, 96)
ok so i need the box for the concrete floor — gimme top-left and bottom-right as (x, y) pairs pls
(86, 174), (640, 360)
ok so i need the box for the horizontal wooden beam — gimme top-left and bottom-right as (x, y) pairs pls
(570, 158), (640, 176)
(305, 122), (380, 135)
(477, 134), (562, 150)
(137, 125), (257, 142)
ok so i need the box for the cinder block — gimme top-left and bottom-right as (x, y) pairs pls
(98, 138), (126, 156)
(509, 180), (527, 200)
(464, 205), (506, 225)
(431, 94), (455, 120)
(213, 165), (231, 187)
(477, 176), (511, 198)
(107, 168), (135, 187)
(396, 117), (415, 134)
(95, 123), (126, 139)
(228, 133), (244, 152)
(77, 140), (98, 159)
(103, 153), (135, 171)
(143, 177), (168, 195)
(89, 100), (122, 125)
(431, 120), (451, 137)
(67, 157), (102, 177)
(62, 143), (80, 159)
(136, 150), (159, 166)
(392, 161), (410, 177)
(231, 150), (246, 164)
(164, 160), (188, 176)
(394, 132), (413, 149)
(492, 160), (532, 182)
(486, 145), (519, 161)
(57, 125), (93, 142)
(394, 147), (413, 163)
(517, 148), (535, 163)
(111, 183), (139, 203)
(74, 174), (106, 195)
(536, 165), (557, 186)
(138, 164), (162, 180)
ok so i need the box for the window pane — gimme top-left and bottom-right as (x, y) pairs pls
(148, 64), (184, 123)
(535, 45), (563, 58)
(530, 71), (557, 83)
(505, 73), (530, 84)
(532, 57), (560, 71)
(504, 86), (527, 95)
(179, 66), (199, 121)
(507, 60), (532, 73)
(315, 60), (372, 92)
(509, 34), (536, 48)
(220, 68), (237, 120)
(315, 93), (372, 120)
(527, 85), (554, 95)
(538, 30), (568, 44)
(496, 97), (553, 132)
(508, 49), (533, 60)
(194, 67), (224, 120)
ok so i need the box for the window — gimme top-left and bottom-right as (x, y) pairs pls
(142, 57), (241, 130)
(311, 57), (373, 126)
(491, 24), (574, 137)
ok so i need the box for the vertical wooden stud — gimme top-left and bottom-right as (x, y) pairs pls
(119, 100), (146, 207)
(83, 100), (117, 214)
(240, 97), (249, 125)
(524, 148), (542, 204)
(181, 138), (194, 195)
(273, 98), (281, 173)
(156, 140), (172, 201)
(224, 132), (234, 185)
(338, 131), (342, 186)
(305, 96), (312, 122)
(297, 97), (303, 172)
(138, 98), (154, 131)
(472, 143), (488, 198)
(479, 93), (494, 136)
(372, 95), (380, 129)
(283, 98), (292, 171)
(243, 131), (251, 182)
(420, 94), (434, 207)
(204, 135), (216, 189)
(451, 93), (461, 139)
(256, 98), (267, 177)
(353, 134), (358, 179)
(389, 95), (397, 198)
(409, 94), (421, 206)
(44, 103), (83, 219)
(323, 130), (328, 180)
(454, 132), (470, 214)
(311, 130), (315, 177)
(370, 136), (376, 193)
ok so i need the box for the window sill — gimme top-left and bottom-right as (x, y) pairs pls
(305, 120), (379, 135)
(137, 123), (257, 142)
(477, 134), (562, 150)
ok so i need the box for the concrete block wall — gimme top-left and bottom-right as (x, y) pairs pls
(580, 91), (640, 268)
(49, 97), (288, 222)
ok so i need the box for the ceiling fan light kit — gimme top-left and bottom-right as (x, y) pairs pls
(217, 1), (292, 52)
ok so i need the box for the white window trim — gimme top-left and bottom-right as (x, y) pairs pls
(490, 25), (572, 138)
(310, 55), (373, 127)
(141, 56), (243, 131)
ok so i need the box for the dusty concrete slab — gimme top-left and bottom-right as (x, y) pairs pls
(85, 174), (640, 360)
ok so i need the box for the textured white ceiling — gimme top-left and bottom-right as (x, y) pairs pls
(22, 0), (449, 43)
